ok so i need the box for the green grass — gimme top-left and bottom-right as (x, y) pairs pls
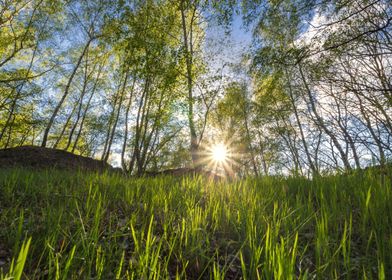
(0, 168), (391, 279)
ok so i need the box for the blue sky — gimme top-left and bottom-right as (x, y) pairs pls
(204, 13), (253, 77)
(231, 14), (253, 47)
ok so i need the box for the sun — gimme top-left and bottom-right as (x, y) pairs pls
(211, 143), (228, 162)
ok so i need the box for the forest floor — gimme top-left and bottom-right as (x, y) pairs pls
(0, 168), (391, 279)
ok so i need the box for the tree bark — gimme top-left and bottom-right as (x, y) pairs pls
(121, 77), (136, 171)
(65, 50), (91, 151)
(180, 0), (199, 168)
(72, 61), (104, 153)
(285, 69), (318, 175)
(102, 71), (128, 162)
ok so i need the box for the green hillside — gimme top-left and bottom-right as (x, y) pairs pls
(1, 169), (391, 279)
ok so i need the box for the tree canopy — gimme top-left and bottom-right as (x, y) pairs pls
(1, 0), (391, 176)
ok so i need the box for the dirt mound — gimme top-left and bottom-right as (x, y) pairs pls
(0, 146), (113, 172)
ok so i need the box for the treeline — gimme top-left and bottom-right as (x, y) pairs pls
(240, 0), (392, 176)
(0, 0), (391, 176)
(1, 0), (202, 175)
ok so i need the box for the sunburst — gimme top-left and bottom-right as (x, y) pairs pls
(211, 143), (228, 162)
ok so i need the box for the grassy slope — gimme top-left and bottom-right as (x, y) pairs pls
(0, 168), (391, 279)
